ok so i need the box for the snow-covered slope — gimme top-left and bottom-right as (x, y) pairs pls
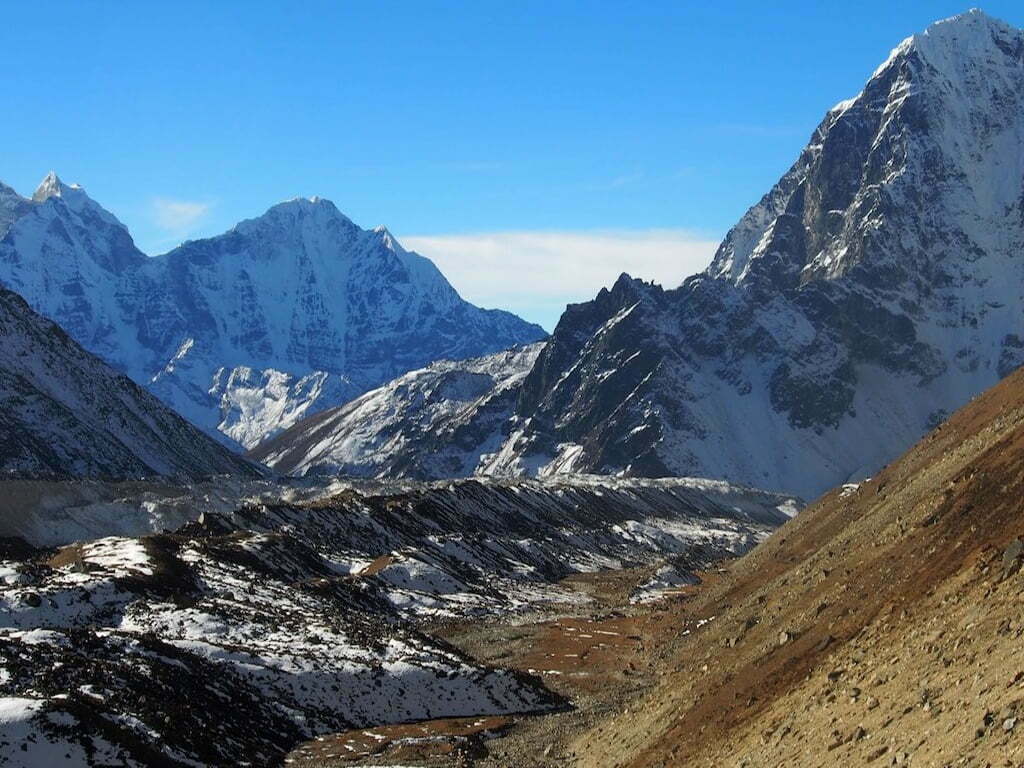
(262, 11), (1024, 500)
(0, 474), (797, 765)
(0, 179), (546, 450)
(252, 343), (545, 479)
(0, 183), (32, 239)
(0, 286), (259, 480)
(0, 476), (329, 548)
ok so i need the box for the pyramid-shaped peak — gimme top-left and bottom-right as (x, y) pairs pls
(917, 8), (1020, 47)
(31, 171), (88, 203)
(33, 171), (67, 202)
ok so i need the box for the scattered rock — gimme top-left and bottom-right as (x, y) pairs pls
(1002, 538), (1023, 576)
(866, 745), (888, 762)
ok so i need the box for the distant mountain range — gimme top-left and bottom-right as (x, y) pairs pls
(259, 10), (1024, 500)
(0, 176), (545, 450)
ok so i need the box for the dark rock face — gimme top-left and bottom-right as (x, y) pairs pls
(272, 12), (1024, 500)
(0, 286), (260, 480)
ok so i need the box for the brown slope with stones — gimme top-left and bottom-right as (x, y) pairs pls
(570, 366), (1024, 767)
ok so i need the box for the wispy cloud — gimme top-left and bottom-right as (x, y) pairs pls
(152, 198), (212, 235)
(401, 229), (719, 330)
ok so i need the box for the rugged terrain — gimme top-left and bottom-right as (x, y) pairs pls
(252, 343), (545, 479)
(556, 357), (1024, 765)
(283, 359), (1024, 767)
(265, 11), (1024, 500)
(0, 475), (797, 766)
(0, 175), (544, 449)
(0, 286), (257, 480)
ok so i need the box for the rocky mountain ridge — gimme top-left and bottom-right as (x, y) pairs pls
(566, 323), (1024, 767)
(261, 10), (1024, 500)
(0, 286), (258, 480)
(0, 474), (797, 765)
(251, 343), (546, 478)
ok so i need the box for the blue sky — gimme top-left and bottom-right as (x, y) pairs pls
(4, 1), (1023, 329)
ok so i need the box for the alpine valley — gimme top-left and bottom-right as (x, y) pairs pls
(4, 8), (1024, 768)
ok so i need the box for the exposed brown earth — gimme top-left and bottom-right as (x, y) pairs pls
(282, 567), (725, 766)
(285, 716), (513, 764)
(570, 366), (1024, 767)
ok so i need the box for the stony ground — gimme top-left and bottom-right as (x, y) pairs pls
(567, 367), (1024, 767)
(1, 475), (795, 766)
(283, 565), (731, 767)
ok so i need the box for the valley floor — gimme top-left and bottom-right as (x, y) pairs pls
(284, 564), (727, 767)
(287, 534), (1024, 768)
(0, 475), (795, 767)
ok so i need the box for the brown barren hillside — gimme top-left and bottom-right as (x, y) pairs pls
(573, 367), (1024, 767)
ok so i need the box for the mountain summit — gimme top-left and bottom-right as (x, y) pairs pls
(710, 7), (1024, 289)
(260, 11), (1024, 498)
(0, 181), (546, 448)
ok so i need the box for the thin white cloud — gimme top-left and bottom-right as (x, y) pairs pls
(589, 172), (645, 191)
(152, 198), (212, 235)
(401, 229), (719, 329)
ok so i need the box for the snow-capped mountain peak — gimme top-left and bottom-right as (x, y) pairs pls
(28, 170), (131, 234)
(707, 7), (1024, 289)
(0, 181), (546, 449)
(902, 9), (1016, 61)
(31, 170), (68, 202)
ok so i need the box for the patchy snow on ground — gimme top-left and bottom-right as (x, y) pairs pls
(0, 474), (800, 765)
